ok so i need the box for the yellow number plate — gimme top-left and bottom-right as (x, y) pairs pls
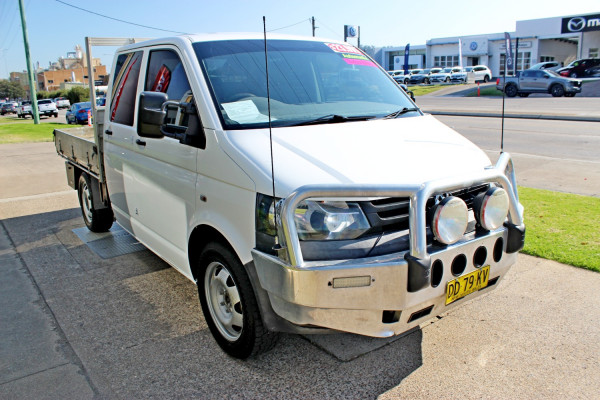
(445, 266), (490, 305)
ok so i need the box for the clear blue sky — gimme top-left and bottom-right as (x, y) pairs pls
(0, 0), (598, 79)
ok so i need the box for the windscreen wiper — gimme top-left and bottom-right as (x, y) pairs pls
(382, 107), (419, 119)
(291, 114), (376, 127)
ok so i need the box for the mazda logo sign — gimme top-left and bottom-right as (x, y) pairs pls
(568, 17), (586, 32)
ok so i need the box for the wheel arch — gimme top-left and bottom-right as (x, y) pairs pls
(188, 224), (242, 283)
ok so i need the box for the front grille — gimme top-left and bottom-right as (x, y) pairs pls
(358, 184), (489, 236)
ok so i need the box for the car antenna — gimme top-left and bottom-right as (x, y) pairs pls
(500, 32), (513, 154)
(263, 16), (280, 249)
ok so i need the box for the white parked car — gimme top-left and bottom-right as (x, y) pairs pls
(471, 65), (492, 82)
(529, 62), (562, 72)
(53, 97), (71, 109)
(430, 67), (463, 83)
(450, 67), (471, 83)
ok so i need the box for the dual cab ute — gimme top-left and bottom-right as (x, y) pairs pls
(55, 34), (525, 359)
(496, 69), (582, 97)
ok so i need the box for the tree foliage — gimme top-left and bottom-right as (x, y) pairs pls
(0, 80), (26, 100)
(66, 86), (89, 104)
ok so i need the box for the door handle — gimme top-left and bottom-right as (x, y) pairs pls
(136, 139), (146, 146)
(104, 129), (112, 135)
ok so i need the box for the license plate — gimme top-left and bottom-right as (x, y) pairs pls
(445, 266), (490, 305)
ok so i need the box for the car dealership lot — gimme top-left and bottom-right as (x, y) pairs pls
(1, 97), (599, 399)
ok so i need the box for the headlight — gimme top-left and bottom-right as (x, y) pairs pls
(430, 196), (468, 244)
(294, 200), (370, 240)
(474, 187), (509, 231)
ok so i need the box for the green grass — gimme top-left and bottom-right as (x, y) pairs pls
(519, 187), (600, 272)
(410, 85), (448, 96)
(0, 118), (67, 144)
(465, 86), (504, 97)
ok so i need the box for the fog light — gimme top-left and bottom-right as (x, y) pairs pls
(332, 276), (372, 289)
(474, 187), (509, 231)
(431, 196), (468, 244)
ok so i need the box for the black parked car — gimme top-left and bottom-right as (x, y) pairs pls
(558, 58), (600, 78)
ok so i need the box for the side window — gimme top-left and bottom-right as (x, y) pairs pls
(145, 49), (193, 130)
(110, 51), (143, 126)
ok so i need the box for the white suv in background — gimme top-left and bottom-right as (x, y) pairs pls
(471, 65), (492, 82)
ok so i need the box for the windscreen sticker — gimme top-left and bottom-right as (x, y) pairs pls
(222, 100), (274, 124)
(324, 42), (376, 67)
(324, 43), (362, 54)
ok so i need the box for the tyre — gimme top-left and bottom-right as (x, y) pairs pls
(78, 173), (113, 232)
(53, 113), (58, 118)
(445, 77), (450, 83)
(505, 84), (518, 97)
(424, 78), (430, 84)
(483, 75), (490, 83)
(197, 242), (279, 359)
(550, 84), (564, 97)
(518, 93), (529, 97)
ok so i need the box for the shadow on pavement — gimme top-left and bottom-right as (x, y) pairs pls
(2, 208), (423, 399)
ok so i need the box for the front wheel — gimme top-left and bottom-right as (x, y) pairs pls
(78, 173), (113, 232)
(197, 242), (279, 359)
(551, 84), (565, 97)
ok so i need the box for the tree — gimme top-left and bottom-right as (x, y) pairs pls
(0, 80), (26, 100)
(66, 86), (89, 104)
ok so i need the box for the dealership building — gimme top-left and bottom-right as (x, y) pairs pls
(378, 12), (600, 77)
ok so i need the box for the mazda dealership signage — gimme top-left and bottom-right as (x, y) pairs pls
(561, 13), (600, 33)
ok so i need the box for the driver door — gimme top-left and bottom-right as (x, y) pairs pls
(124, 47), (200, 274)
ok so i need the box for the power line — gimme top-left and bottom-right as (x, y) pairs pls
(316, 19), (343, 40)
(54, 0), (187, 35)
(267, 18), (311, 33)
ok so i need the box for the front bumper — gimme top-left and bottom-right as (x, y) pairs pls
(251, 153), (524, 337)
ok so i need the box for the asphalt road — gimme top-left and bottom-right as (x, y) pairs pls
(436, 116), (600, 197)
(1, 98), (599, 399)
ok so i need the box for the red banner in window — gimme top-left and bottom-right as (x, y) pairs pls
(151, 65), (171, 93)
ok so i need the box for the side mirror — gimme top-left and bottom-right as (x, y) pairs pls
(137, 91), (167, 138)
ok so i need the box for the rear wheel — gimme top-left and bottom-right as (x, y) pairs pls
(505, 84), (518, 97)
(78, 173), (113, 232)
(550, 84), (564, 97)
(197, 242), (279, 359)
(483, 75), (490, 82)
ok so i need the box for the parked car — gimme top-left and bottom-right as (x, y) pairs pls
(558, 58), (600, 78)
(66, 101), (92, 124)
(496, 69), (582, 97)
(471, 65), (492, 82)
(529, 61), (562, 71)
(450, 67), (471, 83)
(430, 67), (462, 83)
(96, 97), (106, 106)
(388, 70), (406, 84)
(53, 97), (71, 109)
(1, 102), (18, 115)
(16, 100), (32, 118)
(409, 68), (442, 84)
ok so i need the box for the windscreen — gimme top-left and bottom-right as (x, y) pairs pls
(193, 40), (415, 129)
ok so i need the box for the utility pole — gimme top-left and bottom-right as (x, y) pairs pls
(18, 0), (39, 124)
(311, 17), (316, 37)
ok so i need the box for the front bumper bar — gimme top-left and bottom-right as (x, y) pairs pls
(251, 153), (524, 336)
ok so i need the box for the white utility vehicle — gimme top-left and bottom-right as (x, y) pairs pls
(54, 35), (525, 359)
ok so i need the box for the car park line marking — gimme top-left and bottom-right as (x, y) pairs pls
(0, 190), (74, 203)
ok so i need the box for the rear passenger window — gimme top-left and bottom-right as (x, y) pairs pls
(110, 51), (143, 126)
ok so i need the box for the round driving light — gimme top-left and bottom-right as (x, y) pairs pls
(475, 187), (509, 231)
(431, 196), (468, 244)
